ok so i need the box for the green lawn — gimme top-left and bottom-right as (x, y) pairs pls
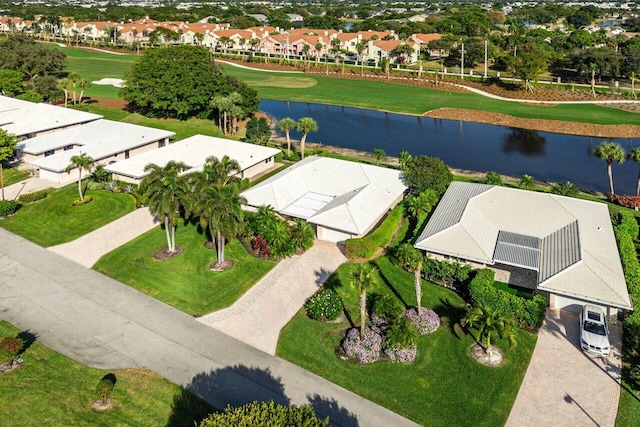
(0, 320), (213, 426)
(2, 166), (30, 188)
(277, 255), (536, 426)
(617, 378), (640, 426)
(93, 223), (275, 316)
(0, 184), (136, 247)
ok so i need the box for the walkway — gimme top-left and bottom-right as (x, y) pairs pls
(199, 241), (346, 355)
(48, 207), (159, 267)
(0, 229), (413, 426)
(506, 309), (622, 427)
(3, 176), (63, 201)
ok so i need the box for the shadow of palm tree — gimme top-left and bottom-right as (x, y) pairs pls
(314, 267), (334, 287)
(17, 329), (37, 355)
(307, 394), (359, 427)
(375, 264), (409, 308)
(432, 297), (467, 336)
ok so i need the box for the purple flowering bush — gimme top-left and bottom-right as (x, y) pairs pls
(384, 345), (417, 364)
(341, 327), (383, 364)
(370, 312), (388, 328)
(406, 307), (441, 336)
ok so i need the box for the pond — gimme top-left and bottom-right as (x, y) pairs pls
(260, 100), (640, 195)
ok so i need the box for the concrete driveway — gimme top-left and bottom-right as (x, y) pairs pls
(506, 309), (622, 427)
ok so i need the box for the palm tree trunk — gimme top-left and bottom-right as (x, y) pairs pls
(300, 134), (307, 159)
(77, 168), (83, 200)
(63, 90), (68, 108)
(217, 230), (225, 264)
(164, 215), (172, 252)
(591, 69), (596, 98)
(0, 163), (4, 201)
(415, 267), (422, 316)
(285, 131), (291, 156)
(608, 162), (615, 195)
(171, 225), (176, 253)
(486, 334), (492, 357)
(360, 291), (367, 339)
(223, 111), (228, 134)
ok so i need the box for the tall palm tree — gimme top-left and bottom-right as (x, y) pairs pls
(394, 243), (424, 315)
(58, 77), (71, 108)
(315, 42), (323, 68)
(67, 72), (81, 105)
(350, 263), (376, 339)
(139, 161), (189, 254)
(77, 78), (90, 104)
(227, 91), (243, 135)
(65, 153), (94, 201)
(629, 147), (640, 196)
(356, 40), (367, 76)
(518, 174), (535, 191)
(295, 117), (318, 159)
(462, 304), (517, 357)
(0, 129), (17, 201)
(201, 155), (241, 188)
(211, 96), (231, 134)
(277, 117), (296, 156)
(594, 141), (625, 196)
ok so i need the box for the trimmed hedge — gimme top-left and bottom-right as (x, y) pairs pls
(17, 190), (47, 203)
(345, 204), (404, 260)
(199, 400), (328, 426)
(468, 269), (546, 328)
(0, 200), (20, 217)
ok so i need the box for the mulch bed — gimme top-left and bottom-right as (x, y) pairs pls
(209, 260), (235, 271)
(153, 247), (183, 261)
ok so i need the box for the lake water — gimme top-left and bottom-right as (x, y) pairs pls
(260, 100), (640, 195)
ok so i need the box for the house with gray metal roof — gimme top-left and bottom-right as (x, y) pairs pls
(242, 156), (407, 243)
(414, 182), (632, 314)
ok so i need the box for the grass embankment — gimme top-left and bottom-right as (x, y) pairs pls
(0, 185), (136, 247)
(0, 321), (213, 426)
(277, 255), (536, 427)
(93, 223), (275, 316)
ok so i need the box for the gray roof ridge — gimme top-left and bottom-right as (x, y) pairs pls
(580, 250), (630, 305)
(460, 204), (499, 261)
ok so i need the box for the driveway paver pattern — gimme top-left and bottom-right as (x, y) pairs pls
(506, 309), (622, 427)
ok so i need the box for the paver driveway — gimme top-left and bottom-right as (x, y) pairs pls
(506, 309), (622, 427)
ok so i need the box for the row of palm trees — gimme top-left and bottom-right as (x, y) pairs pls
(58, 72), (90, 107)
(594, 140), (640, 197)
(211, 91), (244, 135)
(276, 117), (318, 158)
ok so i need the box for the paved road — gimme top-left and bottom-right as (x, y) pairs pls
(199, 241), (346, 355)
(0, 229), (416, 426)
(48, 207), (159, 266)
(506, 309), (622, 427)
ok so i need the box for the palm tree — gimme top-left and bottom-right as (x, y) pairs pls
(211, 96), (231, 134)
(277, 117), (296, 156)
(201, 155), (241, 188)
(518, 174), (535, 191)
(356, 40), (367, 76)
(0, 129), (17, 201)
(350, 263), (376, 339)
(404, 190), (437, 218)
(462, 304), (517, 357)
(67, 72), (81, 105)
(139, 161), (189, 254)
(290, 218), (315, 251)
(65, 153), (94, 201)
(295, 117), (318, 159)
(77, 78), (90, 104)
(315, 42), (323, 68)
(58, 77), (71, 108)
(629, 148), (640, 196)
(371, 148), (387, 165)
(394, 243), (424, 315)
(398, 150), (412, 169)
(550, 181), (580, 197)
(594, 141), (625, 196)
(227, 91), (243, 135)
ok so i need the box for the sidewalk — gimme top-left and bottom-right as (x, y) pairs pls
(3, 177), (63, 201)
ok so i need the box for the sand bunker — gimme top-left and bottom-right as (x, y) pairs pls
(92, 78), (124, 88)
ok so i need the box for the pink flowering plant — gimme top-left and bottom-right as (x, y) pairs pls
(341, 326), (383, 364)
(405, 307), (441, 336)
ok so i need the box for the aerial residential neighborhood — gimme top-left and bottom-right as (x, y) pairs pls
(2, 1), (640, 426)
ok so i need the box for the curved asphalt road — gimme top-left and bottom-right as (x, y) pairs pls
(0, 229), (417, 427)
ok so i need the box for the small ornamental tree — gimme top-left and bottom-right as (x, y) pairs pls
(0, 335), (24, 365)
(65, 153), (94, 202)
(462, 304), (517, 357)
(402, 155), (452, 196)
(96, 377), (114, 406)
(199, 401), (329, 427)
(371, 148), (387, 165)
(245, 117), (271, 145)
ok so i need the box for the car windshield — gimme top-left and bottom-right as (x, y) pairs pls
(584, 321), (606, 336)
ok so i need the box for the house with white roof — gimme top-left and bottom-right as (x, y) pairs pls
(0, 95), (35, 113)
(241, 156), (407, 243)
(0, 102), (102, 140)
(26, 120), (174, 184)
(105, 134), (281, 184)
(414, 182), (632, 315)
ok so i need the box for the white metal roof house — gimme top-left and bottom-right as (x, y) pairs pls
(105, 134), (281, 184)
(0, 95), (34, 113)
(28, 120), (175, 184)
(241, 156), (407, 243)
(0, 102), (102, 139)
(414, 182), (632, 314)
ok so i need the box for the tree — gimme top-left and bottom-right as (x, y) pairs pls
(0, 35), (66, 81)
(245, 117), (271, 145)
(350, 263), (376, 339)
(402, 156), (453, 196)
(0, 69), (23, 96)
(65, 153), (94, 202)
(404, 190), (437, 219)
(519, 174), (535, 191)
(594, 141), (625, 196)
(295, 117), (318, 159)
(514, 45), (548, 93)
(277, 117), (296, 156)
(550, 181), (580, 198)
(391, 43), (414, 64)
(629, 148), (640, 196)
(290, 218), (315, 251)
(356, 40), (367, 76)
(394, 243), (425, 315)
(58, 77), (70, 107)
(398, 150), (412, 169)
(200, 155), (241, 188)
(0, 129), (17, 201)
(139, 161), (189, 254)
(371, 148), (387, 165)
(462, 304), (517, 357)
(211, 95), (231, 133)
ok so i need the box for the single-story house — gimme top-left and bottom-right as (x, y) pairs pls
(241, 156), (407, 243)
(414, 182), (632, 315)
(0, 101), (102, 140)
(105, 134), (281, 184)
(0, 95), (34, 113)
(28, 120), (175, 184)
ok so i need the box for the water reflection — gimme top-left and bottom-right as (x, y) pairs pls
(503, 128), (546, 156)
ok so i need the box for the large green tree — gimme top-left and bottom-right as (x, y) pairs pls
(0, 35), (66, 80)
(594, 141), (625, 196)
(402, 156), (453, 196)
(65, 153), (94, 202)
(0, 69), (23, 97)
(0, 129), (18, 201)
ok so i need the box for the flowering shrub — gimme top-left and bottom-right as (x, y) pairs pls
(370, 312), (389, 328)
(304, 289), (342, 321)
(251, 236), (270, 258)
(341, 327), (383, 364)
(384, 345), (417, 364)
(0, 335), (24, 363)
(615, 195), (640, 209)
(405, 307), (441, 336)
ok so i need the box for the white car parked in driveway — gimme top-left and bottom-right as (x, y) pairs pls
(580, 305), (610, 357)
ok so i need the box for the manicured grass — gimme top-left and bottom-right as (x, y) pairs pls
(617, 378), (640, 426)
(0, 184), (136, 247)
(0, 320), (213, 426)
(93, 223), (275, 316)
(2, 166), (30, 187)
(223, 66), (640, 126)
(277, 255), (537, 426)
(493, 281), (534, 299)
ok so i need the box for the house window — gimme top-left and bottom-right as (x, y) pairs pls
(44, 150), (55, 157)
(63, 145), (73, 151)
(158, 140), (165, 148)
(265, 157), (272, 164)
(125, 150), (130, 159)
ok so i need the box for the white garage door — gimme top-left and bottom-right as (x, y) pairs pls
(319, 226), (352, 244)
(554, 295), (584, 313)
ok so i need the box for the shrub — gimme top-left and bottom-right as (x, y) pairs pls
(199, 400), (328, 427)
(422, 256), (471, 289)
(251, 236), (270, 258)
(0, 200), (20, 217)
(372, 294), (404, 320)
(0, 335), (24, 363)
(405, 307), (441, 335)
(72, 196), (93, 206)
(383, 345), (417, 364)
(341, 326), (383, 364)
(550, 181), (580, 197)
(384, 316), (418, 349)
(614, 213), (640, 356)
(96, 377), (114, 405)
(615, 195), (640, 210)
(468, 269), (546, 328)
(304, 288), (342, 321)
(17, 190), (47, 203)
(87, 181), (106, 191)
(483, 171), (503, 186)
(401, 155), (453, 196)
(345, 204), (404, 259)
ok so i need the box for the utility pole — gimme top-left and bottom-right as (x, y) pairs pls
(484, 39), (488, 79)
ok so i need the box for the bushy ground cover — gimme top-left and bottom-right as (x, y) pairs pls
(277, 255), (536, 426)
(0, 184), (136, 247)
(93, 223), (274, 316)
(0, 321), (213, 426)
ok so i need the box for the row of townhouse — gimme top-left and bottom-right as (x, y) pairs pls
(0, 15), (441, 64)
